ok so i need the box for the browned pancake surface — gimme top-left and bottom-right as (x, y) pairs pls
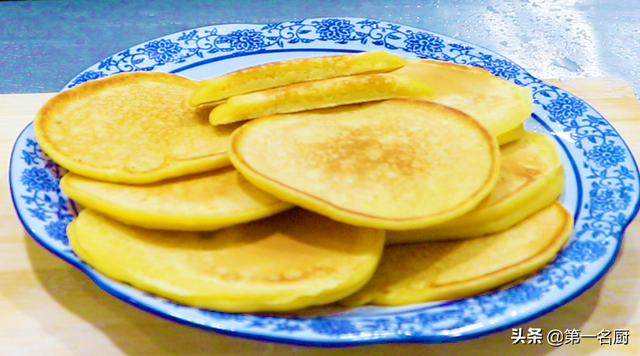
(230, 100), (500, 228)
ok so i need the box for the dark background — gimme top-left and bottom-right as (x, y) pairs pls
(1, 0), (638, 94)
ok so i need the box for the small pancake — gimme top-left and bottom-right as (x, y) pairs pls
(387, 131), (564, 243)
(340, 202), (573, 307)
(209, 74), (433, 125)
(60, 168), (293, 231)
(68, 208), (385, 313)
(189, 51), (407, 106)
(393, 59), (533, 145)
(229, 99), (500, 230)
(496, 124), (524, 146)
(35, 72), (238, 184)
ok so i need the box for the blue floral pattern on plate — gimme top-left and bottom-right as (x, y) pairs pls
(9, 17), (640, 346)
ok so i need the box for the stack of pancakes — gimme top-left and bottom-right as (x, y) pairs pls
(34, 52), (572, 313)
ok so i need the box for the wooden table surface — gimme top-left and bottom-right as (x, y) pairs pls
(1, 78), (640, 355)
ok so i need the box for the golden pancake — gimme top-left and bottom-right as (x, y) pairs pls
(387, 131), (564, 243)
(496, 124), (524, 146)
(229, 99), (500, 230)
(393, 59), (533, 145)
(340, 202), (573, 307)
(35, 72), (238, 184)
(68, 220), (96, 265)
(69, 208), (385, 313)
(209, 74), (433, 125)
(60, 168), (293, 231)
(189, 51), (407, 106)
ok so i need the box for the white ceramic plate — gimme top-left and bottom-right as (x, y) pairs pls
(10, 17), (640, 346)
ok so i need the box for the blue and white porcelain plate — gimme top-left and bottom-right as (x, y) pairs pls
(9, 18), (640, 346)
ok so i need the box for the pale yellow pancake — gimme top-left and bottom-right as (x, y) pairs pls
(68, 208), (385, 313)
(387, 131), (564, 243)
(229, 99), (500, 230)
(189, 51), (407, 106)
(60, 168), (293, 231)
(497, 124), (524, 146)
(393, 59), (533, 145)
(209, 74), (433, 125)
(340, 202), (573, 307)
(35, 72), (238, 184)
